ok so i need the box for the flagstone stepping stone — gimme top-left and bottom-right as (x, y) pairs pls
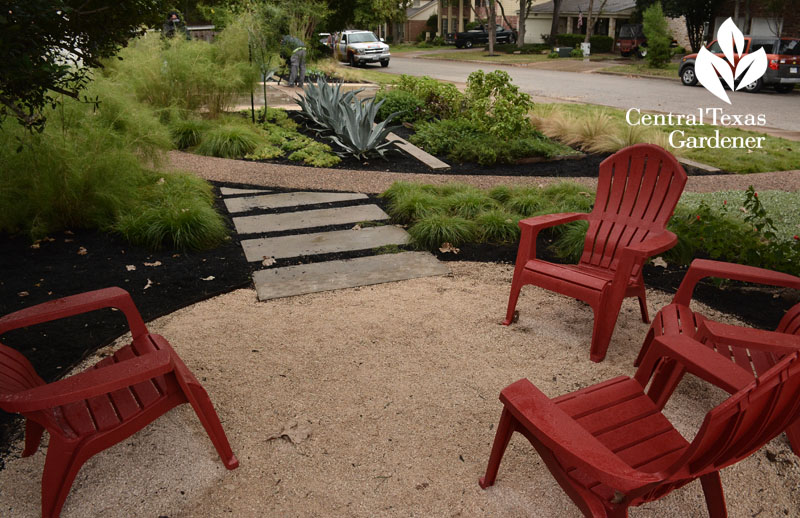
(233, 205), (389, 235)
(224, 191), (367, 213)
(241, 225), (408, 262)
(252, 252), (449, 300)
(220, 187), (273, 196)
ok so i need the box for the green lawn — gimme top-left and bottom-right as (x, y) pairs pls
(312, 58), (398, 85)
(601, 62), (680, 79)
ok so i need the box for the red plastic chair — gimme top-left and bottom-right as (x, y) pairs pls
(0, 288), (238, 518)
(479, 334), (800, 517)
(635, 258), (800, 454)
(503, 144), (687, 362)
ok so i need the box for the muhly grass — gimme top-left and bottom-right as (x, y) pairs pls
(408, 215), (477, 250)
(195, 123), (262, 158)
(170, 118), (211, 149)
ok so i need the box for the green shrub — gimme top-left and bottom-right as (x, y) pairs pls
(195, 123), (262, 158)
(464, 70), (535, 139)
(570, 47), (584, 58)
(257, 106), (298, 130)
(551, 220), (589, 261)
(589, 35), (614, 53)
(375, 89), (424, 123)
(642, 2), (672, 68)
(391, 75), (464, 121)
(495, 43), (550, 54)
(507, 187), (546, 216)
(554, 34), (585, 47)
(246, 144), (284, 160)
(288, 142), (341, 167)
(410, 118), (483, 156)
(488, 185), (513, 203)
(408, 215), (476, 249)
(475, 210), (521, 244)
(170, 118), (211, 149)
(548, 51), (560, 59)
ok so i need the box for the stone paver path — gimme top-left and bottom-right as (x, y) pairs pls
(221, 188), (449, 300)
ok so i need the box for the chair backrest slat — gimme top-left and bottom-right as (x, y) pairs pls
(682, 353), (800, 475)
(581, 145), (687, 272)
(777, 303), (800, 335)
(0, 343), (45, 395)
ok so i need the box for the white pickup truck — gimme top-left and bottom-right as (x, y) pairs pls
(333, 30), (390, 67)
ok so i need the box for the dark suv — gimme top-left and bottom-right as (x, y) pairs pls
(679, 36), (800, 93)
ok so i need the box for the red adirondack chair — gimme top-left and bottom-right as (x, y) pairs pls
(634, 258), (800, 454)
(479, 334), (800, 517)
(503, 144), (687, 362)
(0, 288), (238, 518)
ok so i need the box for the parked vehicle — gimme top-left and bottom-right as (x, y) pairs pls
(454, 25), (515, 49)
(617, 24), (647, 58)
(333, 30), (390, 67)
(679, 36), (800, 93)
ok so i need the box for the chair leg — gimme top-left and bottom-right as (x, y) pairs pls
(503, 281), (524, 326)
(636, 285), (650, 324)
(700, 472), (728, 517)
(479, 408), (516, 489)
(41, 437), (82, 518)
(589, 310), (620, 363)
(184, 382), (239, 469)
(22, 419), (45, 457)
(634, 327), (656, 367)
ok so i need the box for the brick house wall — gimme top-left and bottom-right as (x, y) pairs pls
(405, 19), (431, 41)
(474, 6), (518, 30)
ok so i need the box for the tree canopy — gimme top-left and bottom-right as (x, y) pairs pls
(0, 0), (169, 130)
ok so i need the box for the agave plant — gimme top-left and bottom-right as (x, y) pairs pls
(327, 97), (399, 160)
(296, 76), (399, 160)
(296, 76), (363, 135)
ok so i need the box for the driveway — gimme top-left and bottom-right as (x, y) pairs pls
(382, 56), (800, 132)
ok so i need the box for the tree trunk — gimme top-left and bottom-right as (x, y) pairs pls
(549, 0), (562, 45)
(488, 0), (496, 54)
(584, 0), (594, 43)
(518, 0), (526, 47)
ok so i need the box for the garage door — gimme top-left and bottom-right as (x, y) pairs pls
(525, 17), (553, 44)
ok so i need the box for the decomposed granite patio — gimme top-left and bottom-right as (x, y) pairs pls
(1, 263), (798, 517)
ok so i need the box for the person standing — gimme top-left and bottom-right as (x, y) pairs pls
(163, 11), (188, 39)
(281, 35), (307, 88)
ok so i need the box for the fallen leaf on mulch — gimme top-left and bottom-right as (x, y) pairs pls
(77, 247), (88, 255)
(652, 257), (668, 268)
(439, 242), (460, 254)
(262, 256), (276, 267)
(351, 224), (362, 231)
(126, 265), (137, 271)
(64, 230), (74, 235)
(144, 279), (153, 290)
(201, 275), (215, 281)
(30, 243), (40, 249)
(143, 261), (162, 267)
(18, 291), (29, 297)
(266, 419), (312, 444)
(64, 239), (74, 243)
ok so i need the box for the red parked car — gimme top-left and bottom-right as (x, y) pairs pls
(679, 36), (800, 93)
(617, 24), (647, 58)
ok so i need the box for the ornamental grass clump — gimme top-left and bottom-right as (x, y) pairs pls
(475, 210), (521, 244)
(443, 190), (498, 219)
(408, 215), (477, 250)
(195, 122), (262, 158)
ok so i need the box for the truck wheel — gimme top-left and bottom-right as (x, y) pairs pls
(681, 66), (698, 86)
(742, 78), (763, 93)
(380, 60), (389, 68)
(636, 46), (647, 59)
(775, 84), (795, 94)
(465, 40), (473, 49)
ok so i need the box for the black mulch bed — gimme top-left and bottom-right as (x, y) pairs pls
(246, 112), (729, 177)
(1, 181), (790, 469)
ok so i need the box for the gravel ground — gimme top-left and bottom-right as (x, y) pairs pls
(2, 263), (799, 517)
(168, 150), (800, 194)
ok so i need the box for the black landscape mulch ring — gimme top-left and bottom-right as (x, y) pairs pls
(251, 111), (729, 177)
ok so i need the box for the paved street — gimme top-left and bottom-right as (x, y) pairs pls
(381, 55), (800, 132)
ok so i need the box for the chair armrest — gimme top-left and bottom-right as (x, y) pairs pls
(622, 231), (678, 260)
(673, 259), (800, 307)
(513, 213), (588, 269)
(634, 335), (752, 395)
(0, 349), (173, 413)
(0, 287), (148, 340)
(697, 320), (800, 356)
(501, 379), (660, 492)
